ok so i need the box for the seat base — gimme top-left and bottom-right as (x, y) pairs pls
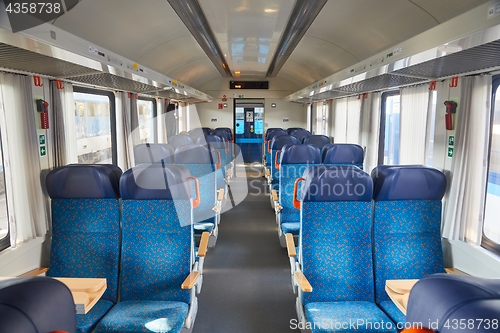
(76, 299), (114, 333)
(95, 300), (189, 333)
(377, 300), (406, 329)
(304, 301), (396, 333)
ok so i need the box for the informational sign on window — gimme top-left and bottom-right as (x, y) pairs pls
(246, 111), (253, 122)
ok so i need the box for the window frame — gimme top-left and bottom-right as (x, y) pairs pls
(137, 96), (157, 143)
(482, 76), (500, 255)
(378, 90), (400, 165)
(73, 86), (117, 165)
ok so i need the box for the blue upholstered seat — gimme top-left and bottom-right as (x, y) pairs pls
(46, 164), (121, 333)
(292, 166), (395, 333)
(291, 129), (312, 142)
(276, 144), (320, 243)
(168, 134), (195, 150)
(372, 166), (446, 326)
(303, 135), (331, 149)
(0, 277), (77, 333)
(269, 135), (300, 192)
(406, 274), (500, 332)
(134, 143), (174, 164)
(264, 129), (287, 168)
(322, 143), (364, 168)
(175, 144), (222, 246)
(286, 127), (303, 135)
(97, 164), (200, 333)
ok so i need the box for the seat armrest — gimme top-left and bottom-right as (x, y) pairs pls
(218, 189), (225, 202)
(294, 271), (312, 292)
(286, 233), (296, 258)
(18, 267), (48, 277)
(272, 190), (278, 203)
(265, 168), (271, 178)
(181, 271), (200, 289)
(198, 232), (210, 257)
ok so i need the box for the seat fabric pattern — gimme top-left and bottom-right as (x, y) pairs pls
(372, 200), (445, 303)
(119, 200), (192, 303)
(377, 301), (406, 328)
(301, 201), (375, 304)
(96, 301), (188, 333)
(48, 198), (120, 303)
(76, 300), (114, 333)
(305, 302), (395, 333)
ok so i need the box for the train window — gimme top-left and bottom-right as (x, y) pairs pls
(73, 87), (116, 164)
(137, 97), (157, 143)
(483, 78), (500, 252)
(379, 91), (400, 165)
(0, 133), (8, 252)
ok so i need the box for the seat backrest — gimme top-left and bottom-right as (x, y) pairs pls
(291, 129), (311, 142)
(286, 127), (303, 135)
(174, 144), (213, 165)
(134, 143), (174, 164)
(45, 165), (120, 303)
(211, 129), (232, 142)
(278, 144), (321, 224)
(119, 164), (193, 303)
(0, 277), (76, 333)
(303, 135), (330, 150)
(188, 128), (205, 142)
(201, 127), (213, 135)
(270, 135), (300, 182)
(406, 274), (500, 333)
(266, 128), (287, 142)
(299, 166), (374, 304)
(168, 134), (195, 150)
(372, 166), (447, 303)
(322, 143), (364, 168)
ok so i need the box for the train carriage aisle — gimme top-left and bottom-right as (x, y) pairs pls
(191, 165), (297, 333)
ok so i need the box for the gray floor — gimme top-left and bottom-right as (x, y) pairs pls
(191, 168), (298, 333)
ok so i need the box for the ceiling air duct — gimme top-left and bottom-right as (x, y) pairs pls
(167, 0), (232, 77)
(266, 0), (327, 77)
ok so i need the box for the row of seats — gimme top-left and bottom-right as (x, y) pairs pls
(45, 164), (210, 333)
(270, 143), (364, 246)
(285, 165), (447, 332)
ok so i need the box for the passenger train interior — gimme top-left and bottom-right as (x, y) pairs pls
(0, 0), (500, 332)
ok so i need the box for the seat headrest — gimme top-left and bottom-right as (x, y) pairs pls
(120, 164), (192, 200)
(46, 165), (120, 199)
(280, 144), (321, 164)
(373, 166), (446, 201)
(168, 135), (195, 149)
(303, 135), (330, 149)
(201, 134), (223, 144)
(266, 129), (287, 141)
(301, 166), (373, 202)
(286, 127), (303, 135)
(215, 127), (232, 132)
(271, 135), (300, 150)
(265, 127), (282, 135)
(201, 127), (212, 135)
(174, 144), (212, 164)
(134, 143), (174, 164)
(291, 129), (312, 141)
(322, 144), (364, 164)
(370, 164), (423, 180)
(211, 129), (231, 142)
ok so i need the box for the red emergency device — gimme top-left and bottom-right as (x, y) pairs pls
(444, 101), (457, 131)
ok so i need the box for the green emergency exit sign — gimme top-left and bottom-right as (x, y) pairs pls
(40, 146), (46, 157)
(447, 147), (454, 158)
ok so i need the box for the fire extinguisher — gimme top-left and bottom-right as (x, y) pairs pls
(36, 99), (49, 129)
(444, 101), (457, 131)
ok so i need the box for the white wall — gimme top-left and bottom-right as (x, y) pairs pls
(196, 77), (307, 130)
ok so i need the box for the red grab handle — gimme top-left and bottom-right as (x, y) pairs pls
(293, 178), (305, 210)
(187, 176), (200, 208)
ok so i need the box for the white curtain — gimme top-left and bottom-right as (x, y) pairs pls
(442, 75), (492, 245)
(117, 92), (135, 170)
(359, 92), (381, 172)
(399, 84), (430, 164)
(50, 81), (76, 166)
(346, 96), (362, 144)
(0, 73), (48, 245)
(334, 98), (347, 142)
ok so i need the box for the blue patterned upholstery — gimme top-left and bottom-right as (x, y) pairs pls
(278, 145), (321, 235)
(305, 302), (396, 333)
(298, 167), (395, 332)
(303, 135), (331, 149)
(46, 165), (121, 333)
(372, 166), (446, 325)
(291, 129), (312, 142)
(169, 134), (195, 150)
(76, 300), (114, 333)
(97, 164), (195, 333)
(96, 301), (188, 333)
(377, 301), (406, 328)
(134, 143), (174, 164)
(322, 144), (364, 168)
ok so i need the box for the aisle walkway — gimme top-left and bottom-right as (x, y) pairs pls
(191, 167), (297, 333)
